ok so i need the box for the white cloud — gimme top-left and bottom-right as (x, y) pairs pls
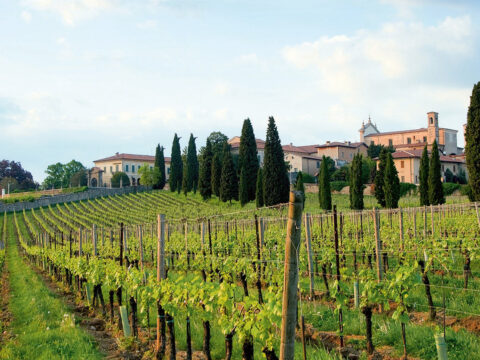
(282, 15), (474, 137)
(214, 81), (230, 96)
(21, 0), (115, 25)
(21, 11), (32, 23)
(137, 19), (157, 29)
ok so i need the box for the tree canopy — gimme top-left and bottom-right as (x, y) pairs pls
(466, 81), (480, 201)
(0, 160), (36, 190)
(154, 144), (166, 189)
(169, 133), (183, 193)
(238, 118), (259, 203)
(43, 160), (85, 189)
(111, 172), (130, 188)
(138, 164), (160, 187)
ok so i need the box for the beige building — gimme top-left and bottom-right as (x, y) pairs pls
(282, 144), (322, 180)
(360, 112), (461, 155)
(315, 141), (368, 166)
(380, 149), (467, 184)
(92, 153), (171, 187)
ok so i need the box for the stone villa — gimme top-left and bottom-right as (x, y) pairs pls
(90, 153), (171, 187)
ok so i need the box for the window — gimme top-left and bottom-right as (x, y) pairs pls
(401, 161), (404, 169)
(407, 137), (411, 144)
(388, 139), (393, 146)
(167, 167), (170, 174)
(116, 164), (119, 172)
(453, 165), (456, 173)
(350, 153), (352, 158)
(430, 117), (434, 124)
(132, 165), (135, 173)
(442, 165), (444, 172)
(294, 168), (297, 172)
(125, 164), (129, 172)
(316, 161), (320, 168)
(423, 136), (427, 142)
(401, 176), (405, 182)
(110, 166), (112, 173)
(370, 141), (374, 146)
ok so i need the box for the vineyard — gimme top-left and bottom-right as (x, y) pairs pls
(1, 190), (480, 360)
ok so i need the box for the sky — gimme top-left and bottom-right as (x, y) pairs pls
(1, 0), (479, 182)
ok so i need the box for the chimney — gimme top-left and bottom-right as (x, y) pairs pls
(326, 141), (330, 145)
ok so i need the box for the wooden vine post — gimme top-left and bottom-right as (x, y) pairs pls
(156, 214), (166, 356)
(304, 213), (315, 300)
(373, 208), (383, 313)
(279, 190), (303, 360)
(333, 205), (344, 347)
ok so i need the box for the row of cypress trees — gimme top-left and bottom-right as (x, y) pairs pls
(419, 140), (445, 205)
(197, 116), (289, 206)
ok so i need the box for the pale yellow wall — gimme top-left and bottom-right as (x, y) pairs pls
(316, 146), (367, 163)
(94, 159), (170, 187)
(366, 130), (428, 147)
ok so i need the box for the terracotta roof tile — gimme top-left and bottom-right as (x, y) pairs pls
(94, 153), (171, 163)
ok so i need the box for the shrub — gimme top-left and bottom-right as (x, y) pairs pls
(331, 181), (348, 192)
(460, 184), (475, 201)
(442, 183), (460, 196)
(300, 172), (316, 184)
(399, 183), (417, 197)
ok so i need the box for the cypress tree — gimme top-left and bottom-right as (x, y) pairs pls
(466, 81), (480, 201)
(419, 145), (430, 206)
(238, 118), (259, 202)
(239, 167), (249, 206)
(263, 117), (289, 206)
(220, 143), (238, 203)
(374, 148), (387, 207)
(256, 168), (264, 208)
(169, 134), (183, 193)
(185, 134), (199, 194)
(384, 152), (400, 208)
(318, 155), (332, 211)
(349, 153), (364, 210)
(211, 153), (221, 197)
(295, 171), (305, 206)
(199, 139), (213, 200)
(428, 140), (445, 205)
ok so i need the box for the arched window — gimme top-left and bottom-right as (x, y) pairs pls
(430, 117), (434, 124)
(91, 178), (97, 187)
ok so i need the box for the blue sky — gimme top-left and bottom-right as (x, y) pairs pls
(1, 0), (479, 182)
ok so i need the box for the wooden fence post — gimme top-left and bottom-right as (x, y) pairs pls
(279, 191), (304, 360)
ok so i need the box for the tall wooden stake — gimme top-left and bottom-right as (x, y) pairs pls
(279, 190), (304, 360)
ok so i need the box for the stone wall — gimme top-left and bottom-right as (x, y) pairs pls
(0, 186), (150, 213)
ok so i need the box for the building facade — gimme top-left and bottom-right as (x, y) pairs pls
(92, 153), (171, 187)
(378, 149), (467, 184)
(360, 112), (461, 155)
(315, 141), (368, 166)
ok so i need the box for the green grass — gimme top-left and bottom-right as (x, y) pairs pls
(0, 214), (103, 360)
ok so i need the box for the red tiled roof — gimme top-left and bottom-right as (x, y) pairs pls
(282, 144), (310, 153)
(316, 141), (367, 149)
(390, 150), (465, 163)
(94, 153), (171, 163)
(296, 145), (319, 153)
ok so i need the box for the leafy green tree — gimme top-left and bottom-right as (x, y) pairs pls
(169, 133), (183, 193)
(466, 81), (480, 201)
(111, 172), (130, 188)
(138, 164), (160, 187)
(349, 153), (364, 210)
(444, 168), (454, 183)
(154, 144), (166, 189)
(63, 160), (85, 187)
(263, 117), (289, 206)
(199, 139), (213, 200)
(0, 177), (19, 192)
(70, 170), (87, 187)
(374, 148), (388, 207)
(331, 165), (349, 182)
(207, 131), (229, 158)
(220, 143), (238, 203)
(384, 152), (400, 208)
(183, 134), (199, 194)
(367, 143), (395, 159)
(256, 167), (264, 208)
(44, 162), (65, 189)
(238, 118), (259, 203)
(428, 140), (445, 205)
(419, 145), (430, 206)
(318, 155), (332, 211)
(211, 152), (221, 197)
